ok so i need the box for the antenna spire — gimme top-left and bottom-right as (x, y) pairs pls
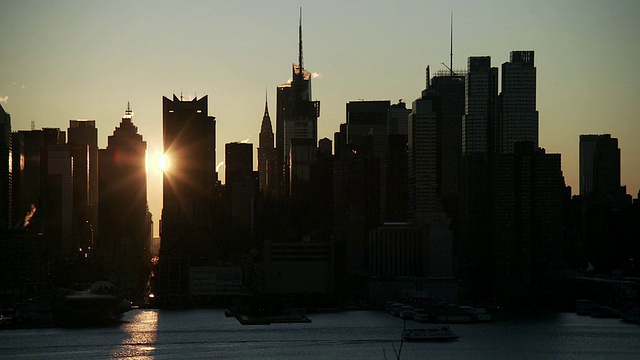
(450, 12), (454, 77)
(298, 7), (303, 70)
(264, 88), (269, 117)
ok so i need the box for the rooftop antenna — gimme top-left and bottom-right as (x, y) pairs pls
(426, 65), (430, 89)
(180, 89), (183, 101)
(31, 121), (35, 131)
(450, 12), (454, 77)
(125, 101), (132, 118)
(298, 7), (303, 70)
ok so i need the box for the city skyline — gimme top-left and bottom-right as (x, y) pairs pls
(2, 1), (639, 236)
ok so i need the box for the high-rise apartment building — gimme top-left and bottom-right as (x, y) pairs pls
(499, 51), (538, 154)
(408, 94), (437, 217)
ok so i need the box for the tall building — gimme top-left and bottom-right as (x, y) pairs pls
(492, 143), (564, 299)
(17, 130), (44, 223)
(0, 104), (11, 230)
(498, 51), (538, 154)
(408, 92), (437, 217)
(159, 95), (216, 305)
(462, 57), (498, 155)
(579, 134), (622, 199)
(276, 11), (320, 197)
(45, 143), (74, 259)
(10, 132), (24, 229)
(385, 101), (410, 222)
(258, 96), (276, 197)
(346, 100), (390, 222)
(67, 120), (98, 245)
(429, 71), (465, 214)
(459, 57), (497, 293)
(225, 142), (256, 255)
(98, 104), (149, 296)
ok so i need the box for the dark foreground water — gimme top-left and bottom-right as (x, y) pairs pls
(1, 309), (640, 359)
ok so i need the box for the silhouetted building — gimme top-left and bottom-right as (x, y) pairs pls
(498, 51), (538, 154)
(0, 104), (10, 230)
(225, 142), (256, 256)
(492, 143), (564, 301)
(258, 97), (276, 198)
(346, 100), (390, 222)
(409, 92), (437, 217)
(17, 130), (44, 226)
(159, 95), (217, 305)
(98, 104), (149, 297)
(579, 134), (624, 202)
(10, 132), (24, 229)
(45, 143), (74, 259)
(459, 57), (498, 295)
(385, 101), (410, 222)
(277, 12), (320, 197)
(68, 119), (98, 249)
(462, 57), (498, 155)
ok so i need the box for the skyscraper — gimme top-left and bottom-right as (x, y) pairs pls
(346, 100), (390, 222)
(498, 51), (538, 154)
(276, 10), (320, 197)
(68, 119), (98, 242)
(98, 104), (149, 295)
(408, 93), (437, 217)
(258, 97), (276, 197)
(0, 104), (11, 230)
(579, 134), (622, 199)
(159, 95), (216, 305)
(462, 57), (498, 155)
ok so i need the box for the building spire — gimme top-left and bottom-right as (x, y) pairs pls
(124, 101), (133, 119)
(298, 7), (303, 70)
(450, 12), (454, 77)
(264, 88), (270, 118)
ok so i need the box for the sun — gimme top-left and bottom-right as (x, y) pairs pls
(157, 154), (169, 172)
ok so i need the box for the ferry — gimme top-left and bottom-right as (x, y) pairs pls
(403, 326), (459, 342)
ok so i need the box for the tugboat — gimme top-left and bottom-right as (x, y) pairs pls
(403, 326), (459, 342)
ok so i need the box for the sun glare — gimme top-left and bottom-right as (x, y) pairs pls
(157, 154), (169, 172)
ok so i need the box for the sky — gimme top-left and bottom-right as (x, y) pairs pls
(2, 0), (639, 236)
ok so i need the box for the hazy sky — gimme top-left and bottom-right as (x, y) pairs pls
(2, 0), (639, 236)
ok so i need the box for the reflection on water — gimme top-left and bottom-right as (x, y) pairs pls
(112, 310), (158, 359)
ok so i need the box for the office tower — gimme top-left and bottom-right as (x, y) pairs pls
(225, 142), (253, 187)
(17, 130), (44, 229)
(462, 57), (498, 155)
(579, 134), (622, 199)
(385, 101), (410, 222)
(409, 90), (437, 218)
(68, 120), (98, 245)
(11, 132), (24, 229)
(492, 143), (564, 300)
(499, 51), (538, 154)
(276, 11), (320, 197)
(459, 57), (498, 294)
(225, 142), (256, 255)
(346, 100), (390, 222)
(159, 95), (216, 305)
(258, 97), (276, 197)
(98, 104), (149, 295)
(429, 72), (465, 214)
(45, 143), (74, 259)
(0, 104), (11, 230)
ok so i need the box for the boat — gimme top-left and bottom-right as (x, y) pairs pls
(412, 308), (429, 323)
(388, 303), (404, 317)
(399, 305), (414, 320)
(403, 326), (459, 342)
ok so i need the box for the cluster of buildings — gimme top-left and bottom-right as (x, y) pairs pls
(2, 17), (639, 310)
(0, 103), (153, 304)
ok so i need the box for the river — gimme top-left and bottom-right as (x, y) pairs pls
(1, 309), (639, 359)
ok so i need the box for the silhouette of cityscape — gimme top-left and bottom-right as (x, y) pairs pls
(1, 11), (639, 325)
